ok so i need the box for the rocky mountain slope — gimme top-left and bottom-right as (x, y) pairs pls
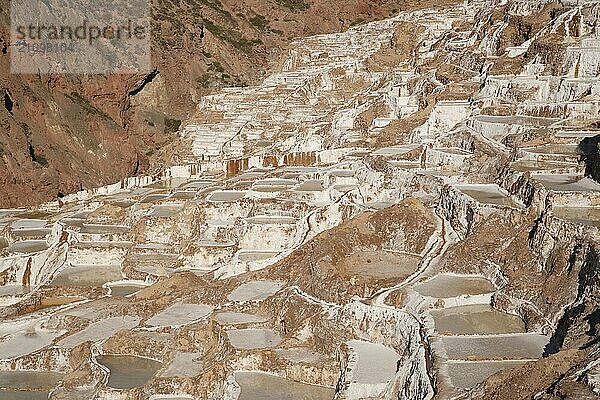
(0, 0), (599, 399)
(0, 0), (407, 208)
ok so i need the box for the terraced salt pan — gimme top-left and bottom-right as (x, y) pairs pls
(145, 303), (213, 327)
(510, 160), (579, 173)
(553, 207), (600, 227)
(0, 370), (64, 390)
(413, 274), (495, 298)
(441, 333), (549, 360)
(295, 180), (324, 192)
(235, 371), (335, 400)
(226, 328), (282, 349)
(447, 360), (529, 389)
(455, 184), (521, 208)
(345, 340), (400, 398)
(149, 205), (185, 218)
(106, 281), (148, 297)
(11, 228), (52, 238)
(58, 316), (140, 348)
(208, 191), (247, 203)
(431, 305), (525, 335)
(161, 352), (204, 378)
(0, 325), (66, 359)
(50, 264), (123, 287)
(236, 251), (279, 262)
(227, 280), (285, 302)
(371, 144), (420, 156)
(80, 224), (130, 235)
(7, 240), (49, 254)
(10, 219), (47, 229)
(0, 390), (49, 399)
(245, 216), (296, 225)
(214, 312), (269, 325)
(532, 174), (600, 192)
(96, 355), (162, 389)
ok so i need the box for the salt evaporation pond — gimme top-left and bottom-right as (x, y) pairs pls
(227, 280), (285, 302)
(50, 264), (123, 287)
(431, 305), (525, 335)
(145, 303), (213, 327)
(0, 370), (64, 391)
(455, 184), (520, 208)
(446, 360), (528, 388)
(107, 281), (148, 297)
(226, 328), (282, 349)
(413, 274), (495, 298)
(7, 240), (49, 254)
(97, 355), (162, 389)
(0, 390), (49, 399)
(553, 207), (600, 228)
(235, 371), (335, 400)
(442, 333), (549, 360)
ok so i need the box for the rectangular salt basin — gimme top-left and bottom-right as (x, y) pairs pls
(96, 355), (162, 389)
(226, 328), (282, 349)
(552, 207), (600, 227)
(431, 305), (525, 335)
(442, 333), (549, 360)
(235, 371), (335, 400)
(7, 240), (49, 254)
(413, 274), (495, 298)
(0, 371), (65, 390)
(446, 360), (529, 388)
(532, 174), (600, 192)
(145, 303), (213, 327)
(207, 191), (247, 202)
(58, 316), (140, 348)
(50, 265), (123, 287)
(455, 184), (521, 208)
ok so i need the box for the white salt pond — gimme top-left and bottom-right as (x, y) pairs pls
(246, 216), (296, 225)
(510, 160), (579, 173)
(214, 312), (269, 325)
(413, 274), (495, 298)
(80, 224), (130, 235)
(532, 174), (600, 192)
(50, 264), (123, 287)
(234, 371), (335, 400)
(0, 326), (66, 359)
(107, 281), (148, 297)
(446, 360), (528, 388)
(161, 352), (204, 378)
(7, 240), (49, 254)
(58, 316), (140, 348)
(149, 205), (184, 218)
(552, 207), (600, 227)
(96, 355), (162, 389)
(431, 305), (525, 335)
(455, 184), (521, 208)
(347, 340), (400, 385)
(207, 191), (247, 203)
(237, 251), (279, 262)
(145, 303), (213, 327)
(226, 328), (282, 349)
(0, 370), (64, 390)
(0, 390), (49, 399)
(227, 281), (285, 302)
(442, 333), (549, 360)
(295, 180), (324, 192)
